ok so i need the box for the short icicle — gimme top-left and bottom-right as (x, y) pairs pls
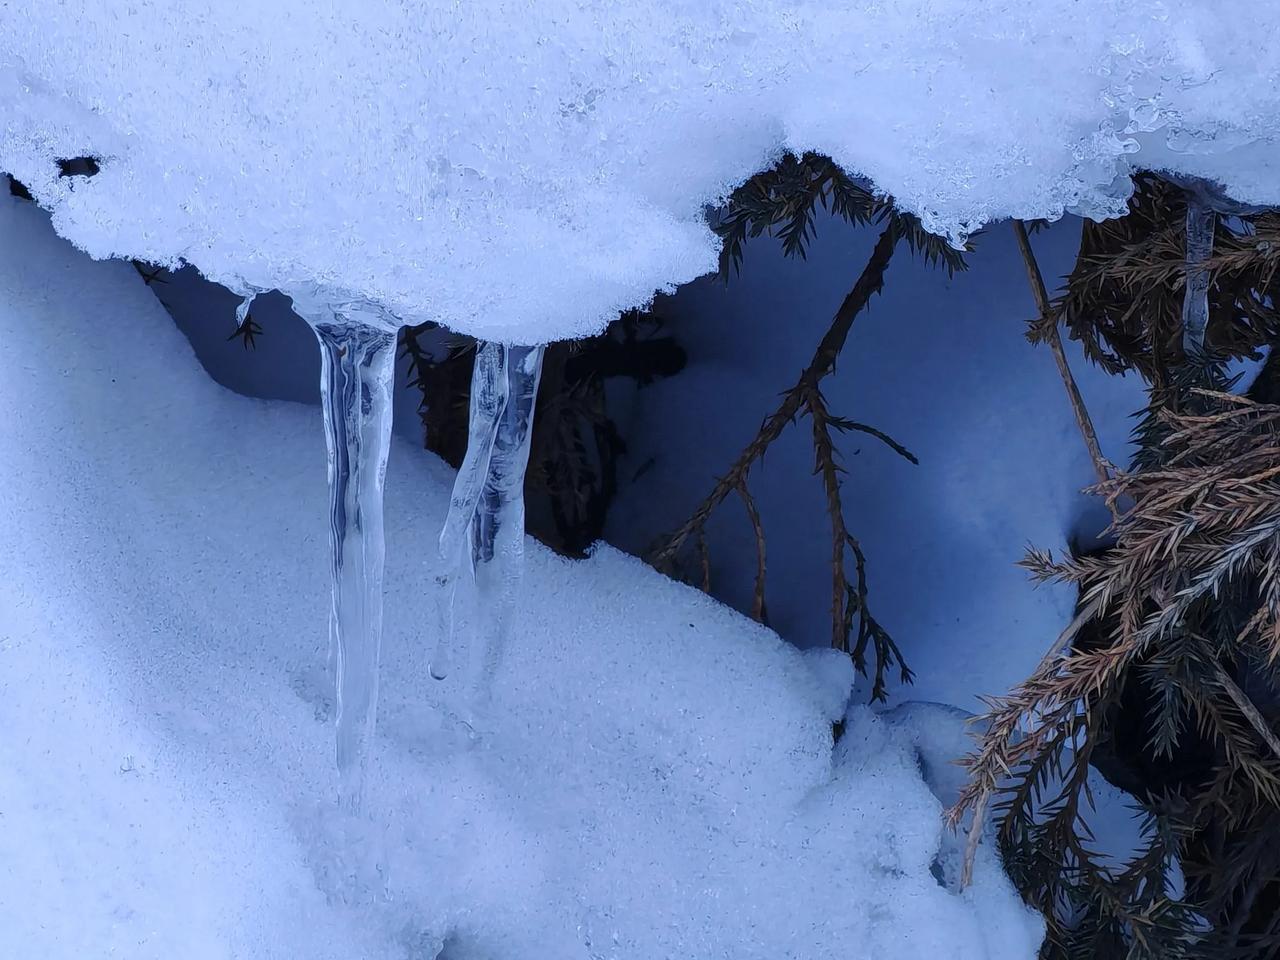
(232, 287), (257, 333)
(433, 342), (545, 730)
(431, 341), (509, 683)
(301, 294), (400, 815)
(1181, 192), (1215, 357)
(472, 344), (545, 710)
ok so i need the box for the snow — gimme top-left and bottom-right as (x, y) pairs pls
(0, 197), (1042, 957)
(3, 1), (1280, 342)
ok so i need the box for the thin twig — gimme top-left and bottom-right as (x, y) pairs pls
(1013, 220), (1117, 495)
(649, 221), (900, 567)
(696, 527), (711, 593)
(808, 383), (852, 652)
(736, 482), (768, 622)
(1215, 661), (1280, 763)
(959, 791), (989, 890)
(1029, 594), (1106, 687)
(832, 419), (919, 464)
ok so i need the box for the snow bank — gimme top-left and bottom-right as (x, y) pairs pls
(0, 198), (1041, 957)
(2, 1), (1279, 342)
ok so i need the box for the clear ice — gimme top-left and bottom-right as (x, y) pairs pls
(432, 342), (545, 727)
(232, 286), (257, 334)
(1181, 193), (1215, 356)
(296, 292), (400, 814)
(431, 341), (509, 682)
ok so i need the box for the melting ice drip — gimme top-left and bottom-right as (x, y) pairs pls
(1173, 176), (1271, 357)
(291, 290), (400, 814)
(432, 342), (545, 728)
(1181, 193), (1215, 356)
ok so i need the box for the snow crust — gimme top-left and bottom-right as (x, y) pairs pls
(3, 1), (1279, 342)
(0, 198), (1041, 958)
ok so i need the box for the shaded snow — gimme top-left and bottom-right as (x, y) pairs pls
(606, 214), (1147, 708)
(3, 1), (1280, 340)
(0, 199), (1041, 957)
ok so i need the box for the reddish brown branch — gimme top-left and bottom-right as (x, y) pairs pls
(649, 221), (900, 569)
(1013, 220), (1115, 491)
(736, 482), (768, 623)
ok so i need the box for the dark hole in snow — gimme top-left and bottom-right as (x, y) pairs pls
(6, 175), (33, 201)
(56, 156), (101, 178)
(930, 855), (948, 888)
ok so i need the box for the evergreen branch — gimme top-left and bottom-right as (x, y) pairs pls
(649, 221), (900, 569)
(649, 220), (915, 694)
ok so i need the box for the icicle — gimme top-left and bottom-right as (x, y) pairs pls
(233, 289), (256, 332)
(430, 341), (509, 681)
(437, 343), (509, 592)
(298, 294), (399, 815)
(432, 343), (545, 729)
(1181, 193), (1215, 357)
(469, 344), (545, 715)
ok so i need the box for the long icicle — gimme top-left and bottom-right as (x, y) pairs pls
(312, 313), (398, 815)
(1181, 192), (1215, 357)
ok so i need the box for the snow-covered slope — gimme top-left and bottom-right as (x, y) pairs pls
(0, 198), (1041, 957)
(3, 1), (1280, 341)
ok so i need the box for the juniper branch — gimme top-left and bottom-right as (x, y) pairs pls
(648, 220), (914, 692)
(648, 220), (900, 568)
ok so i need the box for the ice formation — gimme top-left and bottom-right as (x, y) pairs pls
(433, 343), (545, 728)
(469, 345), (545, 698)
(432, 343), (510, 684)
(291, 289), (402, 813)
(3, 1), (1280, 343)
(1172, 174), (1273, 357)
(1181, 195), (1215, 355)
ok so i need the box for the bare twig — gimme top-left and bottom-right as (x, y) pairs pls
(808, 382), (852, 651)
(648, 221), (901, 569)
(1029, 594), (1107, 689)
(696, 527), (711, 593)
(1215, 661), (1280, 763)
(648, 220), (915, 689)
(736, 482), (768, 623)
(1013, 220), (1116, 493)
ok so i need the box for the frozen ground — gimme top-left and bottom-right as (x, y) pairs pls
(0, 198), (1042, 956)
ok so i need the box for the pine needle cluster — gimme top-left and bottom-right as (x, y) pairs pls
(953, 177), (1280, 959)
